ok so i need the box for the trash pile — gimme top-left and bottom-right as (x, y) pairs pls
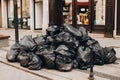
(6, 24), (117, 71)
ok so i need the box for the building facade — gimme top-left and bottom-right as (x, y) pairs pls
(0, 0), (49, 34)
(0, 0), (120, 37)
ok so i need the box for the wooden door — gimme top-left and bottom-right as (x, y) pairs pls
(105, 0), (115, 37)
(49, 0), (63, 27)
(54, 0), (63, 26)
(117, 0), (120, 35)
(49, 0), (55, 26)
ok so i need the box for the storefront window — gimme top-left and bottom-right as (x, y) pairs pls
(77, 0), (89, 25)
(62, 0), (106, 26)
(7, 0), (30, 29)
(22, 0), (30, 29)
(95, 0), (106, 25)
(8, 0), (14, 28)
(63, 0), (72, 24)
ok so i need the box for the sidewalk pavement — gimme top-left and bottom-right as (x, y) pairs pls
(0, 28), (120, 80)
(0, 50), (110, 80)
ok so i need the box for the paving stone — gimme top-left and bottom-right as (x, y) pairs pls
(0, 50), (109, 80)
(93, 64), (120, 80)
(0, 62), (46, 80)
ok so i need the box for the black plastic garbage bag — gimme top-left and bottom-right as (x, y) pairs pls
(77, 46), (91, 63)
(77, 46), (91, 70)
(55, 32), (75, 44)
(63, 24), (82, 38)
(6, 43), (20, 62)
(5, 23), (118, 72)
(6, 50), (19, 62)
(89, 41), (105, 65)
(55, 45), (75, 59)
(55, 45), (69, 51)
(10, 43), (20, 50)
(33, 36), (45, 45)
(79, 62), (90, 70)
(19, 35), (37, 51)
(18, 51), (42, 70)
(46, 25), (61, 36)
(35, 42), (50, 56)
(73, 59), (78, 69)
(79, 27), (88, 36)
(104, 47), (117, 64)
(55, 54), (73, 72)
(80, 36), (92, 46)
(86, 39), (98, 46)
(55, 45), (74, 71)
(46, 36), (54, 43)
(28, 54), (42, 70)
(18, 51), (33, 67)
(42, 47), (56, 69)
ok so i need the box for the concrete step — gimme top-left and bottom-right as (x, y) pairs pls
(0, 50), (109, 80)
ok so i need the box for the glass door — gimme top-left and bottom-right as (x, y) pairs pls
(21, 0), (30, 29)
(7, 0), (14, 28)
(77, 0), (89, 25)
(7, 0), (30, 29)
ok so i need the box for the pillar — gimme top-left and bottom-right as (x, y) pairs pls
(1, 0), (8, 28)
(72, 0), (77, 28)
(14, 0), (19, 43)
(42, 0), (49, 34)
(113, 0), (117, 37)
(35, 1), (43, 29)
(30, 0), (34, 30)
(89, 0), (95, 33)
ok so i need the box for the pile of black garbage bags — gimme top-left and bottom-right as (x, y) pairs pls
(6, 24), (117, 71)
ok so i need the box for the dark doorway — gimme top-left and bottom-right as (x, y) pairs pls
(105, 0), (115, 37)
(117, 0), (120, 35)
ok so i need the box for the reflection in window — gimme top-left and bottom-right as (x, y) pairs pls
(63, 0), (72, 24)
(8, 0), (14, 28)
(7, 0), (30, 29)
(95, 0), (106, 25)
(62, 0), (106, 26)
(77, 0), (89, 25)
(22, 0), (30, 28)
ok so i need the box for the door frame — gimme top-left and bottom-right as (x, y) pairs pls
(116, 0), (120, 35)
(104, 0), (115, 37)
(33, 0), (42, 30)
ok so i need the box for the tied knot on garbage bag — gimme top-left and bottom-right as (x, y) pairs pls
(6, 23), (117, 71)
